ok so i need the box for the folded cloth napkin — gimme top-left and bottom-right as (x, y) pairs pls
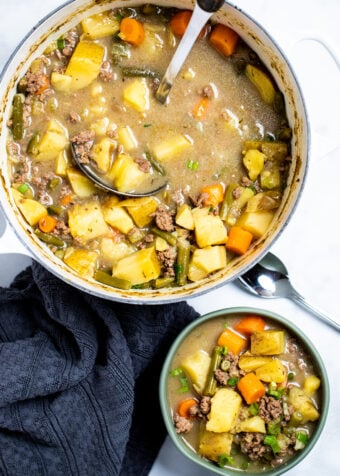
(0, 261), (200, 476)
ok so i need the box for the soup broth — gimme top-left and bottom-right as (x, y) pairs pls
(6, 4), (292, 290)
(167, 313), (322, 472)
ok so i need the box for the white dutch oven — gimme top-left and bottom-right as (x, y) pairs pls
(0, 0), (309, 303)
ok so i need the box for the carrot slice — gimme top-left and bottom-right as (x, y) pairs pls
(35, 74), (50, 95)
(60, 194), (73, 206)
(192, 96), (210, 120)
(226, 226), (253, 255)
(200, 183), (225, 207)
(177, 398), (198, 418)
(217, 328), (247, 355)
(234, 316), (266, 335)
(119, 17), (145, 46)
(209, 23), (239, 57)
(237, 372), (266, 404)
(38, 215), (57, 233)
(170, 10), (208, 39)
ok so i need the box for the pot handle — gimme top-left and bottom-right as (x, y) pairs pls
(0, 208), (32, 257)
(287, 34), (340, 159)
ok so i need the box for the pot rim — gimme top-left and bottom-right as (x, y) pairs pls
(0, 0), (310, 304)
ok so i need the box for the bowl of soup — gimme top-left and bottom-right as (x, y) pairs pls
(159, 307), (329, 475)
(0, 0), (308, 303)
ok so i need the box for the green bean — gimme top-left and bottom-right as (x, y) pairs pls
(176, 238), (190, 286)
(145, 151), (166, 175)
(26, 132), (40, 154)
(121, 66), (160, 80)
(203, 346), (223, 397)
(35, 230), (65, 248)
(151, 227), (177, 247)
(12, 94), (24, 140)
(47, 205), (63, 216)
(94, 270), (132, 290)
(153, 277), (175, 288)
(219, 182), (238, 221)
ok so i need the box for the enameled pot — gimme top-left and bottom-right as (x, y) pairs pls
(0, 0), (308, 303)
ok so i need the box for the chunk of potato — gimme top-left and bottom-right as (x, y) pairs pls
(91, 137), (116, 173)
(245, 64), (276, 104)
(251, 330), (285, 355)
(12, 188), (47, 226)
(193, 209), (227, 248)
(243, 149), (266, 180)
(123, 78), (150, 112)
(112, 246), (161, 285)
(35, 119), (68, 161)
(68, 201), (109, 244)
(51, 41), (105, 92)
(117, 126), (138, 151)
(99, 238), (135, 266)
(102, 199), (135, 234)
(151, 133), (192, 162)
(108, 153), (149, 193)
(175, 204), (195, 230)
(63, 247), (98, 278)
(303, 375), (321, 395)
(255, 358), (287, 383)
(119, 196), (159, 227)
(206, 388), (242, 433)
(81, 12), (120, 39)
(199, 430), (233, 461)
(235, 415), (266, 434)
(238, 352), (273, 372)
(55, 149), (70, 176)
(187, 263), (207, 282)
(236, 210), (275, 238)
(67, 167), (96, 197)
(181, 349), (211, 395)
(188, 246), (226, 279)
(288, 387), (320, 423)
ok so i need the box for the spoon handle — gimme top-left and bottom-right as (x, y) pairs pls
(155, 4), (213, 103)
(289, 288), (340, 332)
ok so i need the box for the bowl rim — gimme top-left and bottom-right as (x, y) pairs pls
(159, 306), (330, 476)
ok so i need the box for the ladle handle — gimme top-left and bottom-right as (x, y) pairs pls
(155, 4), (213, 103)
(289, 288), (340, 332)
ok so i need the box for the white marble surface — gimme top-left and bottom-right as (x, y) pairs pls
(0, 1), (339, 475)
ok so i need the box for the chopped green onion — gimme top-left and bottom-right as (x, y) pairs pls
(169, 367), (183, 377)
(179, 376), (189, 393)
(217, 453), (235, 467)
(186, 159), (199, 171)
(249, 403), (259, 415)
(295, 431), (309, 450)
(17, 183), (29, 194)
(267, 417), (281, 435)
(264, 435), (281, 454)
(267, 382), (284, 399)
(57, 38), (65, 50)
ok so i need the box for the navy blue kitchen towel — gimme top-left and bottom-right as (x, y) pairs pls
(0, 261), (200, 476)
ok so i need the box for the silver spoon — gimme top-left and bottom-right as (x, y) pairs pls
(70, 142), (167, 198)
(155, 0), (225, 104)
(238, 252), (340, 332)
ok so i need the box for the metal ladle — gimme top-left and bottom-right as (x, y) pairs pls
(155, 0), (225, 104)
(70, 142), (167, 198)
(238, 252), (340, 332)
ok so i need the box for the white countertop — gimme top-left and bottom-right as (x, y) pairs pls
(0, 1), (339, 475)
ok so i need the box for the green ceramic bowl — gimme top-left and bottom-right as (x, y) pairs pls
(159, 307), (329, 476)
